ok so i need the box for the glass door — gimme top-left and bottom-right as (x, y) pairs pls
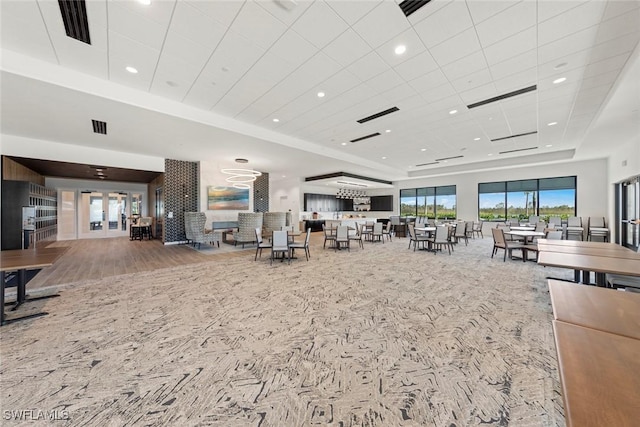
(620, 177), (639, 249)
(79, 192), (130, 238)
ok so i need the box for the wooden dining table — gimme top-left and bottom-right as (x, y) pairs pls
(0, 247), (67, 325)
(537, 243), (640, 259)
(537, 251), (640, 286)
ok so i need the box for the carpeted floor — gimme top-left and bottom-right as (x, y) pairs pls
(1, 235), (570, 426)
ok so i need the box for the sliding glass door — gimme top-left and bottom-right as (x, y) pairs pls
(79, 192), (129, 238)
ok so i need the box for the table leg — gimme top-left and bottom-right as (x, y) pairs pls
(582, 270), (591, 285)
(595, 272), (607, 287)
(574, 269), (581, 283)
(1, 271), (5, 325)
(17, 269), (26, 304)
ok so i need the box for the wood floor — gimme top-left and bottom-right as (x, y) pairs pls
(25, 236), (256, 291)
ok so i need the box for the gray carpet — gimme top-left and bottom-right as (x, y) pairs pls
(1, 235), (569, 426)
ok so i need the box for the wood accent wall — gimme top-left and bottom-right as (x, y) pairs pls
(1, 156), (45, 185)
(148, 173), (164, 215)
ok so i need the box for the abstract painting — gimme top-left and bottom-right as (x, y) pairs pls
(207, 186), (249, 210)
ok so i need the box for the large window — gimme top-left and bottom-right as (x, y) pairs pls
(400, 185), (456, 219)
(479, 177), (576, 221)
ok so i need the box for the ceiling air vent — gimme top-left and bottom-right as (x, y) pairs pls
(350, 132), (381, 143)
(490, 131), (537, 142)
(467, 85), (536, 109)
(58, 0), (91, 45)
(92, 120), (107, 135)
(357, 107), (399, 124)
(435, 155), (464, 161)
(416, 161), (439, 167)
(399, 0), (432, 17)
(499, 147), (538, 155)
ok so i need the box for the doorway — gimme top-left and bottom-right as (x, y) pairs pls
(619, 177), (639, 249)
(78, 192), (129, 238)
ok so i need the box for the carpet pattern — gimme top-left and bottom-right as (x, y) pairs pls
(0, 236), (568, 426)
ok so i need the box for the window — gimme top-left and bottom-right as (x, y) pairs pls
(478, 176), (576, 221)
(399, 185), (456, 218)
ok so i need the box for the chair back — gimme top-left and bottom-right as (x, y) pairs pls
(272, 230), (289, 250)
(303, 227), (311, 245)
(549, 216), (562, 226)
(255, 227), (264, 244)
(567, 216), (582, 227)
(336, 225), (348, 240)
(139, 216), (152, 227)
(528, 215), (540, 224)
(589, 217), (605, 228)
(535, 221), (546, 232)
(373, 222), (383, 234)
(492, 227), (505, 246)
(384, 221), (392, 232)
(434, 225), (448, 243)
(390, 216), (400, 226)
(545, 230), (563, 240)
(408, 223), (417, 239)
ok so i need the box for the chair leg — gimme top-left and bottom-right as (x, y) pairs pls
(255, 247), (259, 261)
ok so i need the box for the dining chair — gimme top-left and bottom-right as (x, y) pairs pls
(254, 227), (272, 261)
(472, 221), (483, 238)
(382, 221), (392, 242)
(491, 228), (526, 262)
(335, 225), (350, 251)
(322, 224), (336, 249)
(407, 224), (429, 251)
(566, 216), (584, 240)
(289, 227), (311, 261)
(271, 230), (290, 265)
(348, 223), (366, 249)
(371, 222), (384, 243)
(430, 225), (453, 255)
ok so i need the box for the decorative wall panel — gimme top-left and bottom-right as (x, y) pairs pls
(253, 172), (269, 213)
(164, 159), (199, 243)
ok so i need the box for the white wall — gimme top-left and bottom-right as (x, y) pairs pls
(199, 160), (253, 225)
(396, 158), (609, 221)
(270, 177), (302, 219)
(607, 136), (640, 239)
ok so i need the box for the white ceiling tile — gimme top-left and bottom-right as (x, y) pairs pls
(352, 1), (410, 48)
(413, 0), (473, 48)
(375, 28), (427, 68)
(538, 0), (607, 45)
(482, 27), (536, 66)
(168, 2), (226, 48)
(583, 52), (630, 79)
(538, 0), (588, 23)
(493, 68), (537, 93)
(589, 33), (640, 64)
(108, 30), (160, 75)
(0, 3), (58, 63)
(161, 31), (212, 71)
(109, 53), (154, 91)
(601, 0), (640, 21)
(201, 30), (265, 80)
(110, 0), (176, 26)
(579, 69), (620, 91)
(441, 51), (489, 82)
(268, 29), (318, 69)
(149, 69), (192, 101)
(295, 51), (343, 87)
(292, 1), (349, 49)
(249, 52), (297, 84)
(596, 8), (640, 44)
(108, 3), (168, 51)
(318, 69), (363, 97)
(420, 83), (458, 103)
(182, 79), (224, 110)
(537, 67), (585, 92)
(458, 83), (498, 105)
(379, 83), (419, 104)
(466, 0), (519, 24)
(186, 0), (243, 27)
(406, 0), (454, 24)
(450, 68), (493, 92)
(490, 50), (536, 80)
(346, 51), (390, 81)
(322, 29), (371, 67)
(325, 0), (382, 26)
(365, 69), (406, 94)
(408, 69), (448, 93)
(393, 51), (439, 81)
(475, 1), (536, 47)
(537, 50), (591, 80)
(537, 26), (599, 65)
(230, 1), (288, 50)
(153, 53), (202, 86)
(256, 0), (313, 25)
(429, 28), (481, 66)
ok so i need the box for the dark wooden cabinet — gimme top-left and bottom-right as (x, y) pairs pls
(304, 193), (392, 212)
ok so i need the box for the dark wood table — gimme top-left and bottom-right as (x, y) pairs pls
(538, 251), (640, 286)
(548, 279), (640, 340)
(552, 320), (640, 427)
(538, 243), (640, 259)
(1, 247), (67, 325)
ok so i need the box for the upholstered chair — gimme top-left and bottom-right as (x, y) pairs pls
(263, 212), (287, 235)
(235, 213), (263, 247)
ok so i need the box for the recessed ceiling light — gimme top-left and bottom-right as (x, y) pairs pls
(341, 142), (347, 146)
(166, 81), (178, 87)
(548, 121), (558, 126)
(443, 160), (448, 163)
(221, 66), (229, 72)
(273, 118), (279, 122)
(317, 91), (325, 98)
(382, 156), (387, 160)
(449, 109), (458, 115)
(554, 62), (568, 70)
(546, 144), (553, 147)
(394, 45), (406, 55)
(474, 137), (481, 141)
(282, 175), (286, 178)
(385, 129), (391, 133)
(138, 0), (151, 5)
(553, 77), (566, 84)
(488, 153), (493, 156)
(421, 148), (427, 152)
(125, 66), (138, 74)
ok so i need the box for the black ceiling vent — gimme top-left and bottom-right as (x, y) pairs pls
(58, 0), (91, 45)
(350, 132), (381, 143)
(435, 155), (464, 161)
(467, 85), (536, 109)
(499, 147), (538, 155)
(92, 120), (107, 135)
(399, 0), (432, 17)
(416, 161), (439, 167)
(357, 107), (399, 124)
(490, 131), (537, 142)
